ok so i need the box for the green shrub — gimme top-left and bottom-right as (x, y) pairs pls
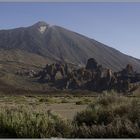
(83, 98), (91, 103)
(72, 117), (140, 138)
(61, 98), (69, 103)
(39, 98), (56, 104)
(75, 100), (85, 105)
(0, 93), (139, 138)
(75, 98), (91, 105)
(91, 92), (125, 107)
(66, 95), (73, 99)
(73, 109), (98, 126)
(0, 107), (72, 138)
(74, 93), (140, 127)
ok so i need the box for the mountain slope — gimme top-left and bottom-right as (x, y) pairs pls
(0, 21), (140, 72)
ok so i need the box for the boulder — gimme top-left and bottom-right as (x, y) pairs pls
(86, 58), (98, 71)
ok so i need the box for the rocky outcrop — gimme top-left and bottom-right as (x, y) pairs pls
(31, 58), (140, 93)
(86, 58), (98, 71)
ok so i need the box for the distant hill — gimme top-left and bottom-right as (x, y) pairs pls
(0, 21), (140, 72)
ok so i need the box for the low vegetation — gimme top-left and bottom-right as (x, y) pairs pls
(0, 92), (139, 138)
(73, 93), (140, 138)
(60, 98), (70, 103)
(39, 97), (57, 104)
(75, 98), (91, 105)
(0, 106), (72, 138)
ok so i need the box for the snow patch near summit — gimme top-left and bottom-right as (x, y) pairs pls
(38, 26), (47, 34)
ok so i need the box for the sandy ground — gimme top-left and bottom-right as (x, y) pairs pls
(0, 95), (91, 120)
(44, 103), (88, 119)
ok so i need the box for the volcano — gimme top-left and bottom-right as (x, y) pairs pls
(0, 21), (140, 72)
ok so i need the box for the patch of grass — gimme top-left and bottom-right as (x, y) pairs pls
(73, 92), (140, 137)
(39, 97), (56, 104)
(0, 92), (139, 138)
(83, 98), (92, 103)
(61, 98), (70, 103)
(72, 117), (140, 138)
(75, 98), (91, 105)
(66, 95), (74, 99)
(0, 106), (72, 138)
(73, 109), (98, 125)
(75, 100), (85, 105)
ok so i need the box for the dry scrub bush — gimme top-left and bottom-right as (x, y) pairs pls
(75, 98), (91, 105)
(39, 97), (56, 104)
(0, 92), (139, 138)
(0, 106), (72, 138)
(72, 117), (140, 138)
(73, 92), (140, 137)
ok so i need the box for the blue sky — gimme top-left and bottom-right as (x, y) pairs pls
(0, 2), (140, 59)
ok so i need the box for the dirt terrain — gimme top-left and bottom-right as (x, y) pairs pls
(0, 95), (94, 119)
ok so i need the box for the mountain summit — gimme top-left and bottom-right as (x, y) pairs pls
(31, 21), (49, 33)
(0, 21), (140, 72)
(33, 21), (49, 27)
